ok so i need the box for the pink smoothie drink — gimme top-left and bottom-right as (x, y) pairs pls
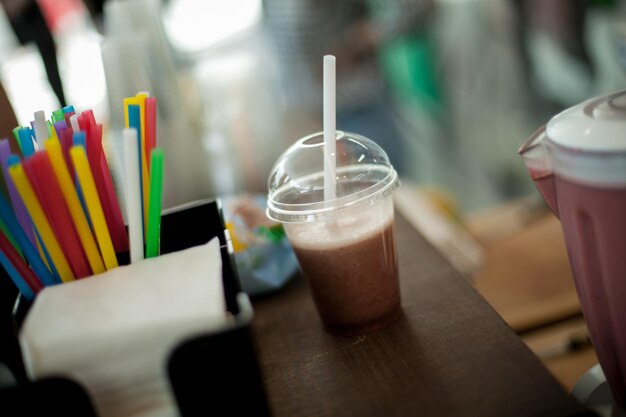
(285, 198), (400, 336)
(528, 169), (558, 216)
(519, 90), (626, 409)
(267, 131), (401, 337)
(555, 177), (626, 406)
(527, 167), (626, 406)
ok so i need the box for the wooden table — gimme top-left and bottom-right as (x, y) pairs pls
(251, 213), (595, 417)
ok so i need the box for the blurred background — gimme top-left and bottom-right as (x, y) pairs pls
(1, 0), (625, 211)
(1, 0), (626, 391)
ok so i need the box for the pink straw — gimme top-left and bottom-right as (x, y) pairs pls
(145, 97), (157, 171)
(59, 128), (75, 181)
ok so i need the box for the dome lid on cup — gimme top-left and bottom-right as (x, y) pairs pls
(267, 131), (399, 223)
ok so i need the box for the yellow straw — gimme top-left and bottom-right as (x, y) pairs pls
(47, 121), (59, 143)
(70, 146), (119, 270)
(45, 139), (105, 275)
(35, 234), (52, 271)
(9, 163), (75, 282)
(135, 93), (150, 236)
(124, 95), (151, 236)
(123, 97), (133, 129)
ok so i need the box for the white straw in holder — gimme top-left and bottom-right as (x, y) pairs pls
(123, 128), (144, 263)
(323, 55), (337, 201)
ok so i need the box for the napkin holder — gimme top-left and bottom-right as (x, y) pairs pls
(0, 199), (271, 416)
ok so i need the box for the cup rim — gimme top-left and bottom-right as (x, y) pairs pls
(267, 165), (399, 223)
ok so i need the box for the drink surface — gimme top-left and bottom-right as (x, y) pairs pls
(284, 199), (394, 250)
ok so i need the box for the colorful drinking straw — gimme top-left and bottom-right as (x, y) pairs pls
(146, 148), (163, 258)
(57, 129), (74, 179)
(0, 229), (44, 295)
(26, 152), (91, 278)
(69, 114), (80, 133)
(0, 97), (164, 294)
(0, 190), (56, 285)
(0, 139), (36, 247)
(63, 111), (75, 128)
(127, 104), (147, 236)
(70, 146), (118, 270)
(45, 139), (105, 275)
(47, 120), (59, 142)
(0, 251), (36, 300)
(0, 217), (22, 257)
(11, 127), (22, 153)
(78, 117), (128, 253)
(98, 143), (129, 252)
(33, 110), (48, 144)
(52, 109), (65, 123)
(8, 159), (74, 282)
(53, 121), (67, 140)
(124, 128), (143, 263)
(145, 97), (157, 170)
(135, 93), (150, 199)
(18, 128), (35, 157)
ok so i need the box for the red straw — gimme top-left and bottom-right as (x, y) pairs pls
(0, 230), (44, 293)
(59, 128), (75, 180)
(81, 109), (97, 126)
(24, 152), (91, 278)
(145, 97), (157, 171)
(77, 111), (129, 253)
(90, 123), (129, 253)
(97, 123), (129, 252)
(86, 122), (102, 176)
(77, 113), (93, 144)
(64, 111), (75, 127)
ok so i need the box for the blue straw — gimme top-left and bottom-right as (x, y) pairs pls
(0, 190), (58, 286)
(0, 252), (34, 300)
(73, 131), (86, 149)
(72, 132), (92, 228)
(34, 229), (61, 284)
(18, 128), (35, 157)
(62, 105), (75, 114)
(128, 104), (144, 230)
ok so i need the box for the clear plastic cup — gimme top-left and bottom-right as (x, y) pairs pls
(267, 131), (401, 336)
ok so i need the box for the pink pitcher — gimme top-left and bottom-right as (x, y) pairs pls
(519, 89), (626, 409)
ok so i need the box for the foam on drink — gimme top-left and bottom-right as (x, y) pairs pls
(285, 202), (393, 251)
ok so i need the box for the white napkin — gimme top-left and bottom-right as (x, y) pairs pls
(19, 237), (228, 417)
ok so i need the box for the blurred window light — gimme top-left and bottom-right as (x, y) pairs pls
(163, 0), (262, 54)
(58, 30), (108, 120)
(1, 46), (59, 126)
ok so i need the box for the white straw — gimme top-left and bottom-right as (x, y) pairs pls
(123, 128), (144, 263)
(323, 55), (336, 201)
(69, 113), (81, 133)
(34, 111), (48, 143)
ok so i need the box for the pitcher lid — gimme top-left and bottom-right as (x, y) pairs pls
(547, 89), (626, 152)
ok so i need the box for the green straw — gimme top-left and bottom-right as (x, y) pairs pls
(146, 148), (164, 258)
(0, 217), (24, 260)
(12, 127), (22, 153)
(52, 109), (64, 123)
